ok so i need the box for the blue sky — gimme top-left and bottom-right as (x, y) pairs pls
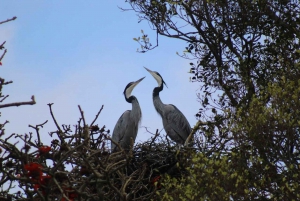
(0, 1), (200, 147)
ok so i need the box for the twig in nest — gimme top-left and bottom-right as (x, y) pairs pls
(149, 129), (159, 148)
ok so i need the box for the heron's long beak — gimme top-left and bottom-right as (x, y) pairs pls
(143, 67), (168, 88)
(144, 66), (152, 73)
(124, 76), (145, 99)
(135, 76), (146, 84)
(130, 76), (145, 91)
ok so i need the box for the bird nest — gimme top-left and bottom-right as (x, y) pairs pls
(86, 132), (193, 201)
(0, 126), (193, 201)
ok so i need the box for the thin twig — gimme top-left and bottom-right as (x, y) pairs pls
(82, 157), (103, 178)
(78, 105), (86, 126)
(53, 178), (71, 201)
(3, 80), (13, 85)
(0, 41), (6, 52)
(0, 49), (7, 61)
(106, 171), (123, 199)
(184, 120), (207, 147)
(90, 105), (104, 127)
(0, 95), (9, 103)
(51, 143), (84, 173)
(0, 16), (17, 25)
(47, 103), (61, 131)
(109, 136), (126, 155)
(78, 105), (90, 146)
(28, 120), (48, 146)
(149, 129), (159, 148)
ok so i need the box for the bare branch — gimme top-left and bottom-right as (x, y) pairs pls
(47, 103), (62, 131)
(90, 105), (104, 127)
(0, 16), (17, 25)
(0, 95), (9, 103)
(29, 120), (48, 146)
(78, 105), (86, 127)
(0, 95), (36, 108)
(0, 49), (7, 62)
(0, 80), (13, 85)
(0, 41), (6, 50)
(184, 120), (207, 147)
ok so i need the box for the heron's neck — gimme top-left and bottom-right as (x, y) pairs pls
(130, 96), (142, 124)
(153, 88), (164, 115)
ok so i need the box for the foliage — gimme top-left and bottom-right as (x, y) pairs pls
(158, 80), (300, 200)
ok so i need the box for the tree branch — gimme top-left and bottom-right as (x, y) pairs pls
(0, 49), (7, 62)
(0, 41), (6, 50)
(0, 16), (17, 25)
(47, 103), (62, 132)
(0, 95), (36, 108)
(90, 105), (104, 127)
(29, 120), (48, 146)
(184, 120), (207, 147)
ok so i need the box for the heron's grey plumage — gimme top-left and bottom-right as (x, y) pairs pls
(111, 77), (144, 152)
(144, 67), (192, 146)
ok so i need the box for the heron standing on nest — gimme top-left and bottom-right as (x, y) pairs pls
(111, 77), (145, 152)
(144, 67), (192, 147)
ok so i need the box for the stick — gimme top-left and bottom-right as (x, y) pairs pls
(0, 95), (36, 108)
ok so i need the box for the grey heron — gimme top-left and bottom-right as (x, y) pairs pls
(111, 77), (145, 152)
(144, 67), (192, 146)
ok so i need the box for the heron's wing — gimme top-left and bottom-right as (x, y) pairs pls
(111, 110), (131, 151)
(163, 104), (191, 143)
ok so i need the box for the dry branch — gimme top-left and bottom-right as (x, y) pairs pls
(0, 95), (36, 108)
(0, 16), (17, 25)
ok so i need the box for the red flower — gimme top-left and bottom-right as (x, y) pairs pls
(24, 162), (52, 193)
(150, 175), (162, 189)
(151, 175), (161, 183)
(0, 61), (2, 65)
(33, 184), (40, 191)
(39, 146), (51, 155)
(24, 163), (43, 179)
